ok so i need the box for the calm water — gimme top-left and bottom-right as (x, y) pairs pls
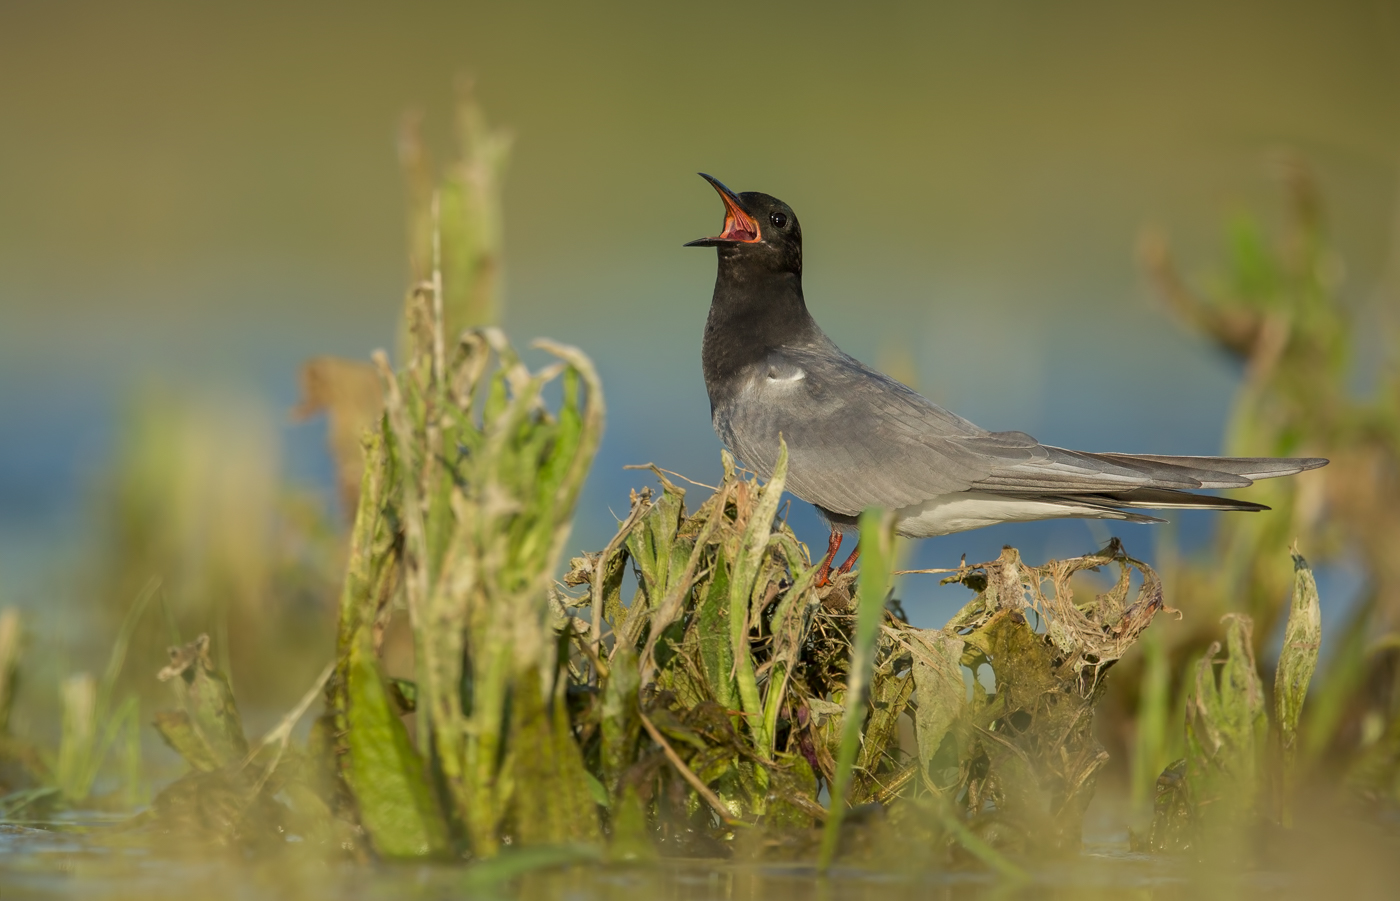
(3, 820), (1400, 901)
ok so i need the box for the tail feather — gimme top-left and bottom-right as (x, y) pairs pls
(1090, 486), (1271, 513)
(1097, 453), (1328, 483)
(1002, 485), (1274, 525)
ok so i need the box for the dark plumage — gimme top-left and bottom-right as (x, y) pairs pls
(685, 174), (1327, 578)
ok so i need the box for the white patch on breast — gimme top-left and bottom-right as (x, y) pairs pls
(760, 367), (806, 398)
(737, 366), (806, 402)
(892, 491), (1127, 538)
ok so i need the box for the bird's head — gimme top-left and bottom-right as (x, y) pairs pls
(685, 174), (802, 274)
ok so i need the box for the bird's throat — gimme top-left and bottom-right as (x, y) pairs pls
(701, 257), (817, 397)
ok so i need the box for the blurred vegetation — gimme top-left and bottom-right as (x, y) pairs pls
(297, 81), (510, 519)
(90, 389), (339, 710)
(400, 78), (512, 347)
(1124, 158), (1400, 815)
(1134, 553), (1321, 852)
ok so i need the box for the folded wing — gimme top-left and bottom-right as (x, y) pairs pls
(718, 343), (1326, 520)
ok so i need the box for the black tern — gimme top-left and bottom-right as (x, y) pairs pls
(685, 174), (1328, 584)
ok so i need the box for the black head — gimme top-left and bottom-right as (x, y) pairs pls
(685, 174), (802, 274)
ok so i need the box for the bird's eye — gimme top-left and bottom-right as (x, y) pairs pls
(770, 212), (788, 229)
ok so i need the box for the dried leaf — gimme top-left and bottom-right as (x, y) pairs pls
(294, 356), (384, 514)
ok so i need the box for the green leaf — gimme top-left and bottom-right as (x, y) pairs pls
(507, 667), (602, 846)
(583, 772), (609, 808)
(695, 544), (737, 712)
(907, 630), (966, 786)
(344, 633), (450, 858)
(853, 659), (914, 801)
(152, 710), (223, 774)
(157, 635), (249, 771)
(1185, 614), (1267, 838)
(537, 368), (583, 506)
(626, 484), (684, 608)
(728, 441), (788, 752)
(1274, 548), (1321, 824)
(387, 678), (418, 714)
(600, 646), (641, 792)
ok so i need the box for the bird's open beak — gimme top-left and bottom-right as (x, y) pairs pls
(684, 174), (762, 246)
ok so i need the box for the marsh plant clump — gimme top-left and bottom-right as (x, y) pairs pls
(108, 318), (1175, 867)
(556, 473), (1181, 863)
(89, 275), (1320, 872)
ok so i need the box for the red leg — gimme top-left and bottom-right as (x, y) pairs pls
(814, 530), (844, 587)
(836, 543), (861, 576)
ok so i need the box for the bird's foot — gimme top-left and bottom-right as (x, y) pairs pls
(813, 529), (844, 588)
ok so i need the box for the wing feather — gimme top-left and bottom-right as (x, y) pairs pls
(714, 342), (1326, 518)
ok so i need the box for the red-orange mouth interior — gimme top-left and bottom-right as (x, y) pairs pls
(717, 197), (761, 243)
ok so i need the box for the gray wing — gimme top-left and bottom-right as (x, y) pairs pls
(716, 344), (1326, 517)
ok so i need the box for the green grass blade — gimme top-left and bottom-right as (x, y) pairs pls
(1131, 628), (1172, 813)
(818, 507), (894, 872)
(759, 532), (819, 756)
(54, 674), (97, 802)
(696, 542), (738, 711)
(932, 795), (1029, 882)
(96, 575), (162, 717)
(460, 843), (602, 893)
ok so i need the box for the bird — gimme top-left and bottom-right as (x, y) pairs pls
(685, 174), (1328, 585)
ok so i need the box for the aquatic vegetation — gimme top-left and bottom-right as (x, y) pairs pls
(297, 82), (511, 518)
(557, 461), (1175, 865)
(1138, 550), (1322, 852)
(303, 258), (1178, 862)
(14, 257), (1178, 865)
(1131, 159), (1400, 811)
(0, 583), (155, 819)
(332, 307), (606, 857)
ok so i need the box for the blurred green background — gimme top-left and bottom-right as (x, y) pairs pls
(2, 0), (1398, 662)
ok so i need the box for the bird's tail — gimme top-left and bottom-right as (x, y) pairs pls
(998, 453), (1327, 523)
(1095, 453), (1328, 486)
